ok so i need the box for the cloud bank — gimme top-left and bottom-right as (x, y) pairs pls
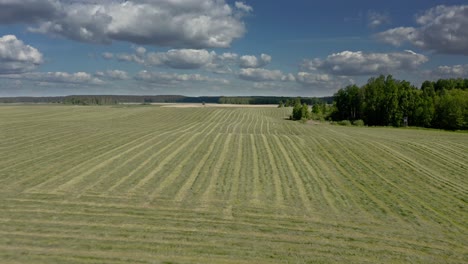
(4, 71), (104, 85)
(239, 54), (272, 68)
(428, 64), (468, 78)
(302, 50), (428, 76)
(376, 5), (468, 55)
(238, 68), (295, 82)
(95, 70), (129, 80)
(146, 49), (217, 69)
(0, 0), (251, 48)
(135, 70), (228, 85)
(103, 48), (274, 75)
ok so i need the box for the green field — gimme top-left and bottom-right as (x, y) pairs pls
(0, 105), (467, 263)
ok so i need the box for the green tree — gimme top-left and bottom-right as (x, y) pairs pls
(301, 103), (311, 120)
(291, 102), (310, 121)
(333, 85), (361, 121)
(361, 75), (386, 125)
(329, 75), (468, 130)
(312, 103), (321, 114)
(292, 102), (303, 120)
(433, 89), (468, 130)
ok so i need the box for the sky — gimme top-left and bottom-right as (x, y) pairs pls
(0, 0), (467, 97)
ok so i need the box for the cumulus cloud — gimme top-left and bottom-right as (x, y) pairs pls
(367, 11), (390, 28)
(427, 64), (468, 78)
(296, 72), (332, 85)
(135, 46), (146, 56)
(102, 52), (114, 59)
(0, 0), (60, 24)
(219, 52), (238, 61)
(0, 35), (43, 74)
(115, 53), (145, 64)
(376, 5), (468, 55)
(239, 53), (272, 68)
(235, 2), (253, 13)
(135, 70), (228, 84)
(103, 48), (275, 74)
(146, 49), (217, 69)
(252, 82), (281, 89)
(95, 70), (129, 80)
(238, 68), (293, 82)
(375, 27), (417, 46)
(0, 0), (247, 48)
(105, 48), (218, 70)
(3, 71), (104, 85)
(294, 72), (353, 95)
(302, 50), (428, 76)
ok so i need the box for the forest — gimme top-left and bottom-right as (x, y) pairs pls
(329, 75), (468, 130)
(0, 95), (331, 105)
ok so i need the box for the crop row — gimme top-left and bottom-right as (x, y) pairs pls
(0, 105), (466, 263)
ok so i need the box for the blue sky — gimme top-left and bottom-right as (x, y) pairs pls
(0, 0), (467, 97)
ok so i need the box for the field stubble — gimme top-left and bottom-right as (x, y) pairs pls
(0, 104), (467, 263)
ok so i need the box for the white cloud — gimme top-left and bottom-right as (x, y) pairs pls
(219, 52), (238, 60)
(239, 68), (291, 82)
(235, 2), (253, 13)
(95, 70), (129, 80)
(367, 11), (390, 28)
(375, 27), (417, 46)
(0, 0), (248, 48)
(282, 73), (296, 82)
(116, 53), (144, 64)
(135, 70), (228, 84)
(296, 72), (331, 84)
(239, 55), (258, 68)
(260, 54), (272, 64)
(376, 5), (468, 55)
(253, 82), (284, 89)
(295, 72), (354, 94)
(147, 49), (217, 69)
(104, 48), (275, 74)
(135, 46), (146, 56)
(105, 48), (218, 70)
(102, 52), (114, 59)
(302, 50), (428, 76)
(3, 71), (104, 85)
(427, 64), (468, 78)
(105, 69), (129, 80)
(239, 53), (272, 68)
(0, 35), (43, 74)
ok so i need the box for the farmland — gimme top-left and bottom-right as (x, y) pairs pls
(0, 104), (467, 263)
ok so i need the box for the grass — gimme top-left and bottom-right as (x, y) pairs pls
(0, 104), (467, 263)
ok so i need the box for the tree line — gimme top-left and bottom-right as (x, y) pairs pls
(286, 97), (334, 122)
(219, 96), (332, 105)
(331, 75), (468, 130)
(1, 95), (332, 105)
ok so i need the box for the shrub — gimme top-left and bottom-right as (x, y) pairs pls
(338, 120), (352, 126)
(352, 119), (365, 126)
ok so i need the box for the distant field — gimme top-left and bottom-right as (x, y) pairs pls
(0, 105), (467, 263)
(158, 103), (278, 108)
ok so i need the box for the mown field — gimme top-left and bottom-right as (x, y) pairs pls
(0, 104), (467, 263)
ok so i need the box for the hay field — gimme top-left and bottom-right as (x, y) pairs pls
(0, 105), (467, 263)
